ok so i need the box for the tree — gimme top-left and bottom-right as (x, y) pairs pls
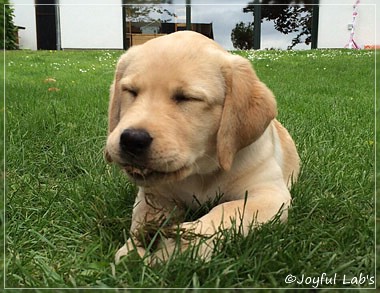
(231, 22), (254, 50)
(124, 0), (175, 23)
(244, 0), (313, 49)
(0, 0), (18, 50)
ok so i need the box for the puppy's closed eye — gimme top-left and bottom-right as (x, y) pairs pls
(173, 91), (203, 104)
(173, 93), (193, 103)
(122, 86), (138, 98)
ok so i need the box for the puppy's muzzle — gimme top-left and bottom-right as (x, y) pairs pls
(119, 128), (153, 156)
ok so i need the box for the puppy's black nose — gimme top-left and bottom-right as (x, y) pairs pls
(119, 128), (153, 155)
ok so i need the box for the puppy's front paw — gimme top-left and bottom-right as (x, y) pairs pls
(149, 234), (215, 265)
(115, 239), (147, 264)
(149, 238), (187, 265)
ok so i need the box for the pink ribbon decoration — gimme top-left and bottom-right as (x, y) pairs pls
(346, 0), (361, 49)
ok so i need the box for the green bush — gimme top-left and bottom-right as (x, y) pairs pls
(1, 0), (18, 50)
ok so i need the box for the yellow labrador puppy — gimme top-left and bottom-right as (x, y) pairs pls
(105, 31), (300, 264)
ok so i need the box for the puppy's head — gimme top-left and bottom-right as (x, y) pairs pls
(105, 31), (276, 186)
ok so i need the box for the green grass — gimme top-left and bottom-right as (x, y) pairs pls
(4, 49), (375, 289)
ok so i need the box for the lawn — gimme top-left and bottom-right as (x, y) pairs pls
(4, 49), (376, 289)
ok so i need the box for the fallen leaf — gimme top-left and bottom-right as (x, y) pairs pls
(44, 78), (56, 83)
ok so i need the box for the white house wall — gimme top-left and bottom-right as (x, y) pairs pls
(318, 0), (378, 48)
(11, 0), (37, 50)
(59, 0), (123, 49)
(11, 0), (379, 50)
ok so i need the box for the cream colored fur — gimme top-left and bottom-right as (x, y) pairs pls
(105, 31), (300, 264)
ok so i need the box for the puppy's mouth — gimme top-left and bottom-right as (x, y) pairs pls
(122, 164), (190, 183)
(124, 165), (153, 178)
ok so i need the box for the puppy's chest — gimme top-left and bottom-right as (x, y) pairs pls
(165, 177), (235, 210)
(179, 189), (223, 210)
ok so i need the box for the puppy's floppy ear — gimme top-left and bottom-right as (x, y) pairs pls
(217, 55), (277, 170)
(104, 53), (129, 163)
(107, 81), (118, 135)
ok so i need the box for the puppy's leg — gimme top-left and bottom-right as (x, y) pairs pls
(115, 239), (147, 263)
(153, 186), (291, 262)
(115, 188), (182, 264)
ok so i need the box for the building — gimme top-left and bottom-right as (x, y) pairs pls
(10, 0), (379, 50)
(317, 0), (378, 49)
(12, 0), (123, 50)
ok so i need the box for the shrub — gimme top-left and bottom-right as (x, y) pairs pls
(1, 0), (18, 50)
(231, 21), (254, 50)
